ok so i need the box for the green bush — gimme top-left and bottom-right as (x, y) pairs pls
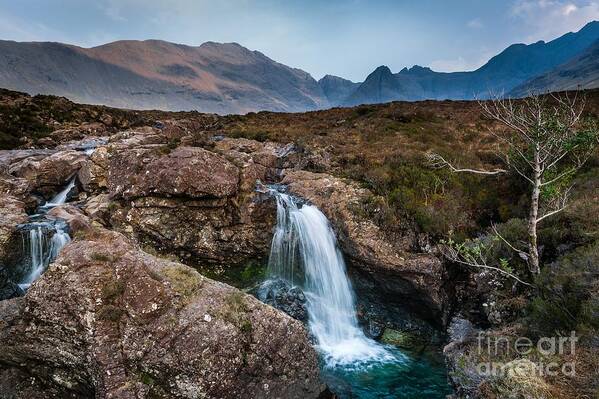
(527, 241), (599, 337)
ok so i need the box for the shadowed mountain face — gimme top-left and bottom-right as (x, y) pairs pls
(0, 40), (328, 114)
(511, 40), (599, 96)
(342, 21), (599, 106)
(318, 75), (361, 106)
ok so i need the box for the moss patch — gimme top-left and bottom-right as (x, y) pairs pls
(381, 328), (425, 351)
(101, 280), (126, 301)
(160, 265), (203, 297)
(220, 291), (253, 334)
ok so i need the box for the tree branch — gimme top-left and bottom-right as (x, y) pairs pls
(426, 153), (508, 175)
(441, 244), (535, 287)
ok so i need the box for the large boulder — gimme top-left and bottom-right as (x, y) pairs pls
(100, 142), (276, 267)
(281, 170), (449, 327)
(0, 226), (327, 398)
(108, 146), (240, 200)
(7, 150), (86, 197)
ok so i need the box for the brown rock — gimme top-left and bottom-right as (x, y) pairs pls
(0, 227), (326, 398)
(9, 150), (86, 197)
(78, 146), (111, 192)
(0, 195), (28, 263)
(46, 204), (92, 234)
(108, 146), (239, 200)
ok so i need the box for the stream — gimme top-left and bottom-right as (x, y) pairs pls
(259, 188), (452, 398)
(11, 140), (104, 291)
(15, 179), (74, 289)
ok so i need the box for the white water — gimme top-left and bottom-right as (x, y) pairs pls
(17, 178), (74, 289)
(267, 191), (394, 367)
(18, 222), (70, 289)
(44, 178), (75, 207)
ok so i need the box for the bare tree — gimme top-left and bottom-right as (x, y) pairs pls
(428, 92), (598, 275)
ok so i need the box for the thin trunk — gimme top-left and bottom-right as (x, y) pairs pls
(528, 149), (541, 275)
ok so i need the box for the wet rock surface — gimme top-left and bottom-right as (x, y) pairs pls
(258, 278), (308, 322)
(0, 266), (24, 300)
(8, 150), (86, 197)
(0, 195), (28, 263)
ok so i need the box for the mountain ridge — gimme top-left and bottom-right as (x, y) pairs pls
(0, 39), (329, 114)
(1, 21), (599, 113)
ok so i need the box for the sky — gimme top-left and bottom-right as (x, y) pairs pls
(1, 0), (598, 81)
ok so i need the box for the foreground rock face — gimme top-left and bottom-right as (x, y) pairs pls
(101, 139), (277, 268)
(0, 223), (326, 398)
(281, 170), (449, 328)
(0, 195), (28, 263)
(108, 146), (240, 200)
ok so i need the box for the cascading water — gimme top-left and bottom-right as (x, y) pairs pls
(43, 178), (76, 208)
(15, 178), (75, 289)
(17, 220), (70, 289)
(265, 191), (394, 366)
(5, 143), (99, 295)
(261, 188), (452, 398)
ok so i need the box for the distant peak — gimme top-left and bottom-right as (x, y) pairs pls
(409, 65), (433, 73)
(581, 20), (599, 30)
(200, 41), (244, 48)
(319, 74), (354, 84)
(397, 65), (433, 75)
(373, 65), (392, 74)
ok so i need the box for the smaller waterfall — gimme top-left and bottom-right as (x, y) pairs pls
(43, 178), (75, 207)
(17, 220), (71, 289)
(265, 190), (395, 367)
(14, 177), (75, 290)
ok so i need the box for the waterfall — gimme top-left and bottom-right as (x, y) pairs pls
(17, 220), (70, 289)
(266, 190), (394, 367)
(14, 178), (75, 290)
(44, 178), (75, 207)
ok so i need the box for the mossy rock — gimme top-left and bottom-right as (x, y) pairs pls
(160, 265), (203, 298)
(380, 328), (425, 351)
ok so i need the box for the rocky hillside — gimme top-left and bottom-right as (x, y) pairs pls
(0, 40), (328, 114)
(511, 39), (599, 95)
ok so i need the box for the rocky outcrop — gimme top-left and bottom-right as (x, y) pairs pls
(46, 204), (92, 234)
(0, 224), (327, 398)
(98, 139), (277, 268)
(74, 135), (315, 271)
(8, 150), (86, 197)
(281, 170), (449, 328)
(108, 146), (240, 200)
(0, 195), (27, 263)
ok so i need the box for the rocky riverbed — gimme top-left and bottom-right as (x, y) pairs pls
(0, 118), (459, 397)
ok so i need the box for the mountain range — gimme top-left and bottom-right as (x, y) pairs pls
(1, 21), (599, 114)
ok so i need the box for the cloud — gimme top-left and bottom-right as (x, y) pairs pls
(467, 18), (484, 29)
(511, 0), (599, 41)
